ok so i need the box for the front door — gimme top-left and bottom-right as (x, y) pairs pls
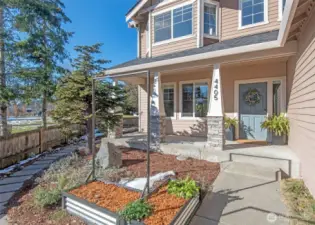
(239, 82), (267, 140)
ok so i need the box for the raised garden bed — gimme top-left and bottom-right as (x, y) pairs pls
(62, 180), (200, 225)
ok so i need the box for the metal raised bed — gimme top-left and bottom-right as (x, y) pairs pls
(62, 180), (201, 225)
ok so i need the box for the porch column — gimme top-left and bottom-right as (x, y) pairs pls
(151, 72), (166, 150)
(108, 80), (123, 139)
(207, 64), (225, 150)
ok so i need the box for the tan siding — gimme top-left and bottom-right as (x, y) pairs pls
(140, 24), (147, 58)
(140, 61), (286, 136)
(287, 12), (315, 196)
(151, 0), (198, 57)
(221, 0), (280, 41)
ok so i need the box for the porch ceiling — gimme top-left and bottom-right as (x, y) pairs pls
(287, 0), (315, 41)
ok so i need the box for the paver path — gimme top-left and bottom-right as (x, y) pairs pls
(0, 144), (79, 223)
(190, 164), (290, 225)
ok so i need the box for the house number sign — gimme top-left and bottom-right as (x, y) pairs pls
(214, 79), (219, 101)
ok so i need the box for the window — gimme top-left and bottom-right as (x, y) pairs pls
(154, 11), (172, 42)
(240, 0), (267, 27)
(163, 84), (175, 117)
(181, 81), (209, 118)
(173, 4), (193, 38)
(279, 0), (286, 20)
(204, 4), (217, 36)
(154, 3), (193, 43)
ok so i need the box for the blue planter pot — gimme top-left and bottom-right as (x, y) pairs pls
(225, 126), (235, 141)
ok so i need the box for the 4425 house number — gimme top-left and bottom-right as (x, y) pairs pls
(214, 79), (219, 101)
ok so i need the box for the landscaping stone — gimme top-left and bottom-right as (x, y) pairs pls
(96, 138), (122, 169)
(176, 155), (188, 161)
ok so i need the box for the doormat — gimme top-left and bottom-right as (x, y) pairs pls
(236, 140), (268, 145)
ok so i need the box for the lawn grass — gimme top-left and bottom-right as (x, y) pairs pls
(281, 179), (315, 224)
(12, 126), (38, 134)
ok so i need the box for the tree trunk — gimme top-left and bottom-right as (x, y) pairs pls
(42, 90), (47, 128)
(0, 8), (8, 136)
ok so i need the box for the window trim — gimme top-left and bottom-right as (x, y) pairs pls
(278, 0), (286, 21)
(203, 0), (220, 39)
(179, 79), (211, 120)
(238, 0), (269, 30)
(152, 1), (195, 46)
(162, 82), (177, 119)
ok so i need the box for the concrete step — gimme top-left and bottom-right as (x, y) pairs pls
(221, 162), (281, 181)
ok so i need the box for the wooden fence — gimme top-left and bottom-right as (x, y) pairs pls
(0, 125), (83, 169)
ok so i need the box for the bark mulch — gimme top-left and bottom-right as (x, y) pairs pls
(7, 149), (220, 225)
(122, 149), (220, 184)
(69, 181), (188, 225)
(69, 181), (140, 213)
(7, 186), (85, 225)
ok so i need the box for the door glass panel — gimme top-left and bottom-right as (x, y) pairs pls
(182, 84), (193, 117)
(195, 82), (208, 117)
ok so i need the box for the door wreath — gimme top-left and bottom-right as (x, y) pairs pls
(244, 88), (261, 106)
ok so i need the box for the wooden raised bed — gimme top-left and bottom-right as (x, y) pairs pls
(62, 180), (200, 225)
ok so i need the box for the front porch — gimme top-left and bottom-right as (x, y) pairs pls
(112, 132), (300, 179)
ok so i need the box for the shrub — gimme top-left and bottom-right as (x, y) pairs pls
(34, 187), (61, 208)
(261, 113), (289, 136)
(167, 177), (199, 199)
(119, 199), (153, 222)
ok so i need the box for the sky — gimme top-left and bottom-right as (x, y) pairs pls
(62, 0), (137, 69)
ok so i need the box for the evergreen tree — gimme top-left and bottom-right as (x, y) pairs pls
(52, 44), (126, 151)
(15, 0), (72, 128)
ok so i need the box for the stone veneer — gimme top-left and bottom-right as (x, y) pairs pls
(207, 116), (225, 151)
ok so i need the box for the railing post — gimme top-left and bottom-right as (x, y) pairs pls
(40, 128), (45, 153)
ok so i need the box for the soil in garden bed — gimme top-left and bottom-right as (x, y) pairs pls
(69, 181), (189, 225)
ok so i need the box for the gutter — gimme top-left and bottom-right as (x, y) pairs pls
(109, 0), (298, 76)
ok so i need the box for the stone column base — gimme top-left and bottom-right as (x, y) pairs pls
(160, 116), (166, 143)
(207, 116), (225, 151)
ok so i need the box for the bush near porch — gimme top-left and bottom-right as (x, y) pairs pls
(7, 149), (220, 225)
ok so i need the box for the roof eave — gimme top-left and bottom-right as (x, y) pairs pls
(126, 0), (148, 22)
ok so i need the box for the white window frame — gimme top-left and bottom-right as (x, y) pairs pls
(238, 0), (269, 30)
(179, 79), (210, 119)
(152, 0), (195, 46)
(203, 0), (219, 39)
(146, 20), (150, 54)
(162, 82), (177, 119)
(278, 0), (286, 21)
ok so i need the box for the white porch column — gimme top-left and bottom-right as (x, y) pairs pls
(207, 64), (225, 150)
(150, 72), (166, 149)
(108, 80), (123, 139)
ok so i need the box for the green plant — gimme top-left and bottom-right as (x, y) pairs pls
(119, 199), (153, 222)
(224, 116), (238, 129)
(34, 187), (61, 208)
(167, 177), (199, 199)
(49, 210), (68, 221)
(261, 113), (289, 136)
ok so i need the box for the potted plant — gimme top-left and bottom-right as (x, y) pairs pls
(224, 116), (238, 141)
(261, 113), (289, 145)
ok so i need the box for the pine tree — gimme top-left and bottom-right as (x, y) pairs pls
(52, 44), (126, 151)
(15, 0), (72, 128)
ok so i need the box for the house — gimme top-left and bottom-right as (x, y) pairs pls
(102, 0), (315, 195)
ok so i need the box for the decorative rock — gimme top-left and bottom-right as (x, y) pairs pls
(96, 138), (122, 169)
(78, 146), (90, 156)
(176, 155), (188, 161)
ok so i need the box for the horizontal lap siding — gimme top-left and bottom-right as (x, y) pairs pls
(287, 12), (315, 195)
(221, 0), (280, 41)
(151, 0), (198, 57)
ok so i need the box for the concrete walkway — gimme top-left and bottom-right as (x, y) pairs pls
(0, 145), (78, 223)
(190, 163), (290, 225)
